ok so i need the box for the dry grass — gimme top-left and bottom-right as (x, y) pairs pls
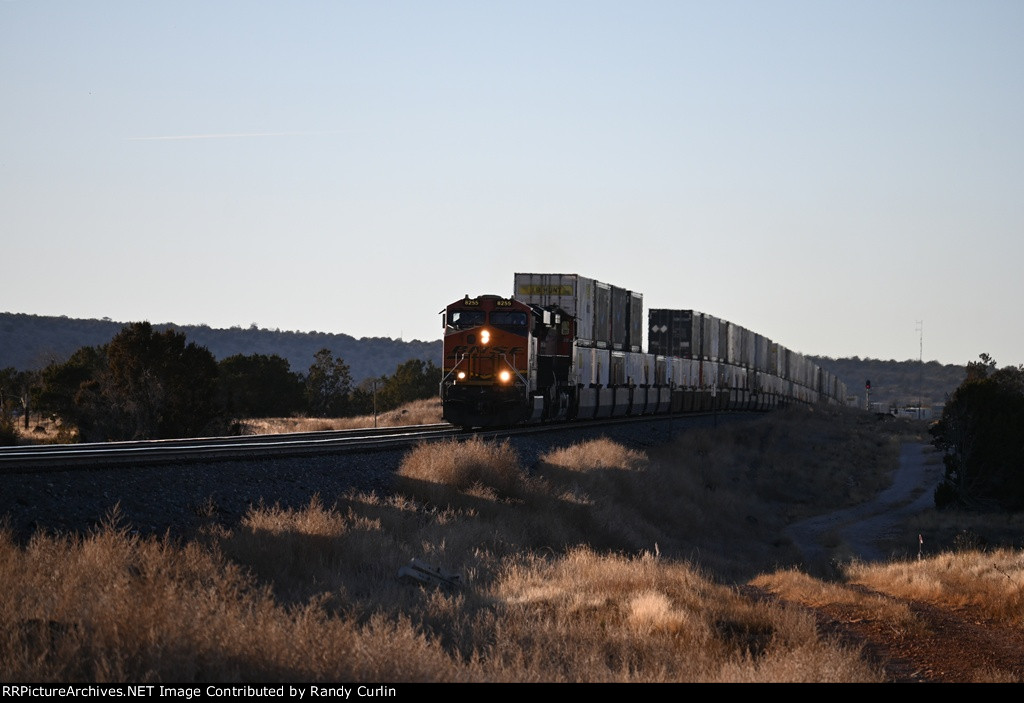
(239, 398), (442, 435)
(565, 405), (906, 579)
(487, 548), (879, 682)
(845, 549), (1024, 624)
(11, 398), (443, 445)
(0, 406), (962, 682)
(11, 415), (78, 444)
(0, 517), (463, 682)
(397, 437), (533, 504)
(0, 519), (879, 682)
(751, 568), (921, 637)
(541, 436), (647, 472)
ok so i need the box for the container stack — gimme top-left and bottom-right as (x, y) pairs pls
(513, 273), (643, 352)
(514, 273), (843, 404)
(648, 309), (699, 358)
(650, 309), (778, 372)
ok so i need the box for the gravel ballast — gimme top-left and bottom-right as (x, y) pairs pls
(1, 414), (740, 542)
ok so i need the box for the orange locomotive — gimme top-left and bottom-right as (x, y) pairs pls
(440, 294), (574, 427)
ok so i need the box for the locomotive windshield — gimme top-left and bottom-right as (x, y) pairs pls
(449, 310), (486, 329)
(489, 311), (528, 330)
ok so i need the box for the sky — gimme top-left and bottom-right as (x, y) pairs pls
(2, 1), (1022, 367)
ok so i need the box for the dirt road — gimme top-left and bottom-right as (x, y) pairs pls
(785, 442), (943, 566)
(773, 443), (1024, 682)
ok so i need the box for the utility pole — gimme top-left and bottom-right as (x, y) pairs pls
(372, 379), (379, 428)
(916, 320), (924, 420)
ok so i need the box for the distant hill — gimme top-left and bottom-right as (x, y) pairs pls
(0, 312), (439, 383)
(810, 356), (965, 410)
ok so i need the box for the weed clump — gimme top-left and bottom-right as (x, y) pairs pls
(397, 437), (532, 504)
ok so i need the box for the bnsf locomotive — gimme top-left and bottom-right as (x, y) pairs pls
(440, 273), (847, 428)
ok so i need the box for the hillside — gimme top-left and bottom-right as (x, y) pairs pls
(0, 312), (438, 383)
(811, 356), (966, 410)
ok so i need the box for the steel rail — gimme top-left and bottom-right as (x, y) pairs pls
(0, 423), (454, 455)
(0, 424), (461, 472)
(0, 411), (730, 473)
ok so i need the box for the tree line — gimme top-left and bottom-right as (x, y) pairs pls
(0, 322), (441, 444)
(931, 354), (1024, 511)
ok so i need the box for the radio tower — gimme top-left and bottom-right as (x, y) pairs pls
(916, 320), (924, 420)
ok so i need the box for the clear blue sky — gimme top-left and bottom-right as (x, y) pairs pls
(3, 1), (1022, 367)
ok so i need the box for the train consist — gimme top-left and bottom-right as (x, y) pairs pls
(440, 273), (847, 428)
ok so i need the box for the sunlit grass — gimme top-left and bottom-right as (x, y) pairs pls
(238, 398), (442, 434)
(845, 549), (1024, 624)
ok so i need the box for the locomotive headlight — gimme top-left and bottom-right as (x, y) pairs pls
(480, 329), (490, 345)
(499, 370), (511, 383)
(457, 371), (466, 380)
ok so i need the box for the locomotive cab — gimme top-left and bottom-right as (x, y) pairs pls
(440, 295), (575, 428)
(441, 295), (533, 427)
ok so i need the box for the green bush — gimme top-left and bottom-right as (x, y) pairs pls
(931, 355), (1024, 511)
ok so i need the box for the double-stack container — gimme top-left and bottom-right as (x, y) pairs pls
(513, 273), (596, 346)
(514, 273), (643, 352)
(648, 309), (700, 358)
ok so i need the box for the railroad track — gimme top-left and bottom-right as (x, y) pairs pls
(0, 411), (724, 473)
(0, 423), (463, 472)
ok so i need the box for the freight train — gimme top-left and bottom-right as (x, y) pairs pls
(440, 273), (847, 428)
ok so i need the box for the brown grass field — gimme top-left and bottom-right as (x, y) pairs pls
(3, 405), (1022, 682)
(236, 398), (444, 435)
(12, 398), (445, 444)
